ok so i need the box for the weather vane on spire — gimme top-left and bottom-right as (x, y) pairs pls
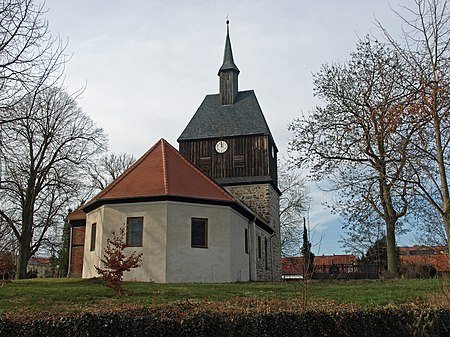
(226, 14), (230, 25)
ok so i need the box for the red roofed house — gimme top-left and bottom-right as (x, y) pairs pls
(399, 245), (449, 276)
(67, 22), (281, 283)
(282, 254), (360, 280)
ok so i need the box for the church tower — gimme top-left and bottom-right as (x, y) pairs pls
(178, 21), (281, 281)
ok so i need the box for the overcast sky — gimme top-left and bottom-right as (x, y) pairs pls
(43, 0), (415, 255)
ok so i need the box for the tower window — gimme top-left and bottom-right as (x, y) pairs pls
(199, 156), (212, 172)
(233, 155), (245, 168)
(191, 218), (208, 248)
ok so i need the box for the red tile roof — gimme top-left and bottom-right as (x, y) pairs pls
(398, 245), (447, 255)
(282, 257), (304, 275)
(400, 254), (449, 272)
(282, 255), (358, 275)
(85, 139), (234, 210)
(283, 252), (450, 275)
(66, 208), (86, 221)
(314, 254), (357, 266)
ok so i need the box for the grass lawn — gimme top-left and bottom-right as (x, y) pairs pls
(0, 278), (447, 319)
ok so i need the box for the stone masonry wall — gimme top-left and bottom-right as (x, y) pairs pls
(225, 184), (281, 281)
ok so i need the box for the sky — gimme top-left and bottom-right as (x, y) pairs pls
(43, 0), (415, 255)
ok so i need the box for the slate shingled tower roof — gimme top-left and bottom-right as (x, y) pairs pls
(177, 90), (273, 141)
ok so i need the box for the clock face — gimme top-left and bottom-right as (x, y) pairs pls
(215, 140), (228, 153)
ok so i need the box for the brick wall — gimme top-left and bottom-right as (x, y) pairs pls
(69, 226), (85, 277)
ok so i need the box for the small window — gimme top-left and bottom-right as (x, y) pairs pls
(126, 217), (143, 247)
(199, 156), (212, 172)
(233, 155), (245, 168)
(244, 228), (249, 254)
(90, 223), (97, 251)
(265, 237), (269, 270)
(258, 236), (262, 259)
(271, 146), (276, 158)
(191, 218), (208, 248)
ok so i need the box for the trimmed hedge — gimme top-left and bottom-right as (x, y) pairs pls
(1, 308), (449, 337)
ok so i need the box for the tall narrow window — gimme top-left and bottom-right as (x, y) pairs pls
(265, 237), (269, 270)
(244, 228), (249, 254)
(126, 217), (143, 247)
(90, 223), (97, 251)
(191, 218), (208, 248)
(257, 236), (262, 259)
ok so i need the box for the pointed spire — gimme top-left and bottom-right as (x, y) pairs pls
(218, 19), (239, 105)
(218, 19), (240, 75)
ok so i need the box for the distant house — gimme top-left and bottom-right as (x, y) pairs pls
(314, 254), (358, 270)
(282, 246), (450, 280)
(282, 256), (304, 280)
(399, 245), (449, 276)
(282, 254), (360, 280)
(27, 256), (54, 278)
(282, 254), (380, 280)
(398, 245), (447, 256)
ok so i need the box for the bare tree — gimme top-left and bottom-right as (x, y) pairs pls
(0, 218), (16, 253)
(289, 38), (416, 278)
(0, 0), (66, 123)
(410, 199), (448, 246)
(378, 0), (450, 263)
(65, 152), (136, 206)
(0, 86), (106, 279)
(278, 161), (311, 256)
(338, 199), (389, 257)
(89, 152), (136, 191)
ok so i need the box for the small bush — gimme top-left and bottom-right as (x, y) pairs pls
(401, 262), (437, 279)
(0, 251), (15, 280)
(95, 226), (143, 295)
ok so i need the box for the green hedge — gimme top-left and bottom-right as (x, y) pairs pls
(1, 308), (449, 337)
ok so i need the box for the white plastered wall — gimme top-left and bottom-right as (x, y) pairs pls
(165, 201), (249, 283)
(83, 202), (168, 282)
(82, 207), (104, 279)
(82, 200), (250, 283)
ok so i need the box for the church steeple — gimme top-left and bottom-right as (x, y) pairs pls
(218, 20), (239, 105)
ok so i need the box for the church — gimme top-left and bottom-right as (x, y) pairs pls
(67, 21), (281, 283)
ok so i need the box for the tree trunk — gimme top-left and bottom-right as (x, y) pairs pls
(445, 212), (450, 268)
(16, 206), (34, 279)
(385, 218), (399, 278)
(16, 238), (31, 279)
(378, 163), (400, 278)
